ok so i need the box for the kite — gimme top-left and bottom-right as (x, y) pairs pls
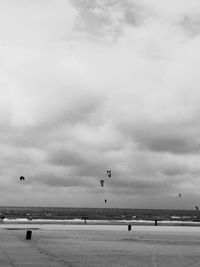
(107, 170), (111, 178)
(100, 179), (104, 187)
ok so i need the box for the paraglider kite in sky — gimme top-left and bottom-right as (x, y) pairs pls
(107, 170), (111, 178)
(100, 179), (104, 187)
(20, 176), (25, 181)
(99, 170), (112, 204)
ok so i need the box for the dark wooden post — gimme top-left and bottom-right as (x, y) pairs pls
(155, 220), (157, 226)
(128, 225), (131, 231)
(26, 230), (32, 240)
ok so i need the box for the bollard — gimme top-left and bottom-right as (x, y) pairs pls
(128, 225), (131, 231)
(155, 220), (157, 226)
(26, 230), (32, 240)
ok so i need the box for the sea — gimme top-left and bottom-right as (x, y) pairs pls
(0, 207), (200, 224)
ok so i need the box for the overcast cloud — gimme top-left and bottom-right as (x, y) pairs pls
(0, 0), (200, 209)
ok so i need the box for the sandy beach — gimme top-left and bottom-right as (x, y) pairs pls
(0, 223), (200, 266)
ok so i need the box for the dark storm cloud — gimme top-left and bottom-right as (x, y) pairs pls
(161, 160), (200, 177)
(180, 15), (200, 37)
(162, 166), (185, 176)
(46, 143), (118, 180)
(109, 178), (175, 196)
(129, 122), (200, 155)
(0, 92), (103, 151)
(48, 148), (87, 167)
(29, 172), (95, 188)
(70, 0), (146, 40)
(137, 134), (198, 154)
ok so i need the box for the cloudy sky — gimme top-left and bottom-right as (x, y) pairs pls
(1, 0), (200, 209)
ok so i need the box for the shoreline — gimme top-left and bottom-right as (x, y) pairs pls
(1, 219), (200, 227)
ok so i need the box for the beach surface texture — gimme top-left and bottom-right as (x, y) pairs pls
(0, 223), (200, 266)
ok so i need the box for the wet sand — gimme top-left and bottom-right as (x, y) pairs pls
(0, 223), (200, 266)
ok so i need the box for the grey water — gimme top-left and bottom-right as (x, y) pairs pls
(0, 206), (199, 221)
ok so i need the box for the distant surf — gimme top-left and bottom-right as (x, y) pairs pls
(0, 207), (200, 225)
(2, 218), (200, 227)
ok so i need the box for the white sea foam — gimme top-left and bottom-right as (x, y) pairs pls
(3, 218), (87, 223)
(2, 218), (200, 226)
